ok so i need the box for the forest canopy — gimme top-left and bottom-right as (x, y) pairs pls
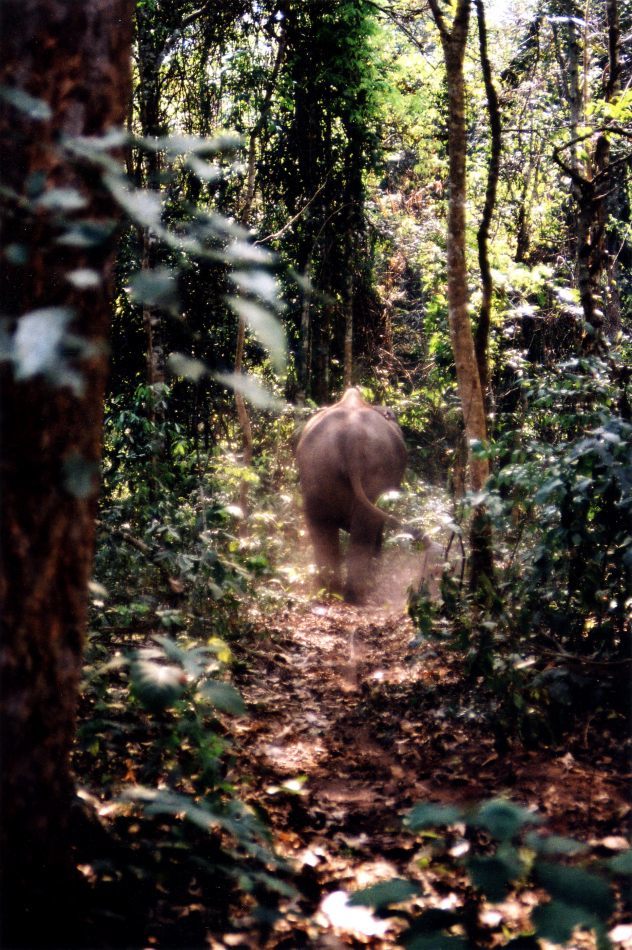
(0, 0), (630, 947)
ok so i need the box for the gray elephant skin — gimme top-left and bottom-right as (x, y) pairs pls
(296, 388), (407, 602)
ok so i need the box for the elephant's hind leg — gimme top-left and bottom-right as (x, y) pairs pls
(346, 513), (383, 603)
(307, 520), (342, 595)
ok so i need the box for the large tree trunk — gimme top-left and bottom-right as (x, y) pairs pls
(0, 2), (133, 946)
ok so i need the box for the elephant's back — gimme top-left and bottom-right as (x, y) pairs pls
(346, 412), (407, 495)
(296, 408), (355, 494)
(296, 406), (406, 511)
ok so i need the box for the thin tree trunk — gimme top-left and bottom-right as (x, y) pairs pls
(298, 261), (312, 402)
(598, 0), (621, 336)
(474, 0), (502, 405)
(343, 264), (354, 388)
(240, 31), (287, 224)
(427, 0), (494, 589)
(235, 29), (286, 517)
(605, 0), (621, 100)
(135, 3), (167, 484)
(428, 0), (489, 491)
(234, 316), (254, 519)
(514, 137), (542, 264)
(0, 2), (133, 946)
(552, 0), (621, 346)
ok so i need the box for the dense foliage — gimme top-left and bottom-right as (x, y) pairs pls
(1, 0), (630, 945)
(90, 0), (631, 917)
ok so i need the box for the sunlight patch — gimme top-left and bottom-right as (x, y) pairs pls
(319, 890), (390, 938)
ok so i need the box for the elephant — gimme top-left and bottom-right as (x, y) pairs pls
(295, 387), (407, 603)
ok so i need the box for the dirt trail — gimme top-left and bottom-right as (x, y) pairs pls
(230, 561), (631, 948)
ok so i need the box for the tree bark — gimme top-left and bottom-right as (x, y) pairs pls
(240, 29), (287, 224)
(343, 264), (354, 388)
(552, 0), (622, 346)
(234, 315), (254, 520)
(0, 2), (133, 945)
(553, 0), (616, 342)
(474, 0), (502, 405)
(598, 0), (621, 336)
(427, 0), (494, 589)
(234, 28), (286, 517)
(135, 6), (167, 394)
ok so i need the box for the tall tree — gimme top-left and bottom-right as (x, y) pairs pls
(0, 2), (133, 945)
(259, 0), (381, 401)
(426, 0), (494, 586)
(473, 0), (502, 404)
(549, 0), (628, 345)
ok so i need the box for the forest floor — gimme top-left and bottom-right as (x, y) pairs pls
(221, 551), (632, 949)
(77, 507), (631, 949)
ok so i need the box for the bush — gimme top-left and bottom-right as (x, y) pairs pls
(351, 798), (632, 948)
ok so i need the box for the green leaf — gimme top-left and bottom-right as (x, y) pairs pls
(130, 659), (186, 712)
(229, 270), (282, 309)
(122, 787), (269, 857)
(4, 243), (29, 265)
(404, 936), (467, 950)
(0, 84), (52, 120)
(468, 849), (523, 901)
(66, 268), (101, 290)
(229, 297), (287, 371)
(62, 452), (100, 499)
(608, 849), (632, 875)
(122, 786), (218, 827)
(56, 219), (116, 247)
(502, 939), (539, 949)
(403, 908), (461, 936)
(64, 129), (129, 156)
(149, 132), (242, 157)
(185, 155), (222, 181)
(151, 635), (219, 680)
(223, 241), (274, 266)
(534, 862), (614, 917)
(167, 352), (207, 382)
(348, 878), (419, 907)
(214, 372), (285, 410)
(532, 899), (599, 945)
(525, 832), (587, 856)
(474, 800), (541, 841)
(405, 803), (465, 831)
(129, 267), (179, 310)
(198, 680), (246, 715)
(35, 187), (87, 212)
(13, 307), (74, 380)
(469, 439), (489, 459)
(534, 479), (563, 503)
(104, 174), (163, 229)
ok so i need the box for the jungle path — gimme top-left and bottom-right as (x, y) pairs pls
(228, 569), (631, 948)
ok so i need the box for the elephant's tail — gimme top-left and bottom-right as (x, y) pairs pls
(348, 468), (402, 529)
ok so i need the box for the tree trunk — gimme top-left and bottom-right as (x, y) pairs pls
(427, 0), (494, 589)
(136, 6), (167, 392)
(552, 0), (622, 346)
(343, 267), (354, 389)
(235, 30), (286, 516)
(297, 260), (312, 402)
(0, 2), (133, 945)
(514, 137), (542, 264)
(240, 30), (287, 224)
(474, 0), (502, 405)
(598, 0), (621, 337)
(234, 316), (254, 520)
